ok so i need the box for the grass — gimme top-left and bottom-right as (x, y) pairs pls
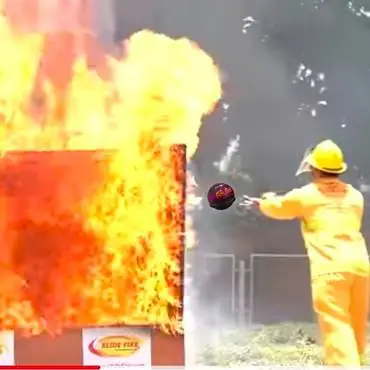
(197, 322), (370, 365)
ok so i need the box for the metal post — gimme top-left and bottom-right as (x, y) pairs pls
(237, 259), (246, 325)
(231, 255), (236, 316)
(248, 254), (255, 326)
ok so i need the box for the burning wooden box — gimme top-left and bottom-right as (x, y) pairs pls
(0, 146), (185, 365)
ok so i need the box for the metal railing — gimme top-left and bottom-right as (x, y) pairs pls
(196, 252), (310, 326)
(247, 253), (308, 325)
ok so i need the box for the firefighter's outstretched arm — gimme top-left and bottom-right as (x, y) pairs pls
(258, 189), (303, 220)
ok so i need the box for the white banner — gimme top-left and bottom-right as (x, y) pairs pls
(82, 327), (151, 368)
(0, 331), (14, 365)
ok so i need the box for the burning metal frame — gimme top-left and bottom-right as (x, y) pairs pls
(0, 145), (186, 365)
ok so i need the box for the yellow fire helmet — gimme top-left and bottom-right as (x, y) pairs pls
(296, 139), (347, 176)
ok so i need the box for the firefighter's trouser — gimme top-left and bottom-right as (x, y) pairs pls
(311, 272), (369, 366)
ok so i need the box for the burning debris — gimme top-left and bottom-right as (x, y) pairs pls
(213, 135), (251, 182)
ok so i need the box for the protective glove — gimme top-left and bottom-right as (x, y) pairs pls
(240, 195), (261, 207)
(261, 192), (277, 199)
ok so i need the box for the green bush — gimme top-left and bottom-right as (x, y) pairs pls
(197, 322), (370, 365)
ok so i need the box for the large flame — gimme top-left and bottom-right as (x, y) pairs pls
(0, 6), (222, 335)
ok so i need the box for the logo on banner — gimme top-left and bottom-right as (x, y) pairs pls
(82, 327), (151, 367)
(0, 344), (6, 353)
(88, 335), (143, 357)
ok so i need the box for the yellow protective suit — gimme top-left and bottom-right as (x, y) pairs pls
(259, 178), (370, 366)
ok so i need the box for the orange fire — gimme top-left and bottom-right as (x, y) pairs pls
(0, 5), (222, 335)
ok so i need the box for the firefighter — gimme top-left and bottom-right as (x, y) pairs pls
(254, 139), (370, 366)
